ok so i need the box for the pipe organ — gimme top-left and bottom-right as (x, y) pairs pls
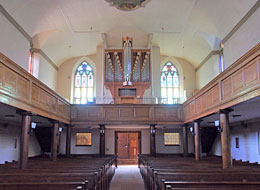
(105, 37), (151, 104)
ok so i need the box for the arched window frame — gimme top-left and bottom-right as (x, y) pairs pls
(220, 42), (225, 73)
(160, 62), (180, 104)
(73, 61), (94, 104)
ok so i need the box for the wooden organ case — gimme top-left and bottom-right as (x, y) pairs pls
(105, 37), (151, 104)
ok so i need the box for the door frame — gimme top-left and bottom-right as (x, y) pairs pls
(115, 131), (142, 158)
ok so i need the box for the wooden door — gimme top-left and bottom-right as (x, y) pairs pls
(117, 133), (129, 159)
(116, 132), (139, 159)
(128, 133), (138, 159)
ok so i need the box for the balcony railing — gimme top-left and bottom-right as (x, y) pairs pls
(73, 97), (186, 105)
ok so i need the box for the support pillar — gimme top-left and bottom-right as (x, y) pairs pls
(19, 113), (31, 169)
(51, 121), (59, 161)
(66, 125), (72, 158)
(150, 124), (156, 156)
(182, 124), (189, 157)
(194, 120), (202, 161)
(220, 109), (233, 168)
(99, 125), (106, 157)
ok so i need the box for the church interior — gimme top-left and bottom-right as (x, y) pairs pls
(0, 0), (260, 189)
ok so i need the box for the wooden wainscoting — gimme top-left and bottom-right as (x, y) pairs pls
(0, 53), (70, 123)
(71, 104), (183, 125)
(184, 43), (260, 123)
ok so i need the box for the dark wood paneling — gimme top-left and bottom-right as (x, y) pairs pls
(0, 53), (70, 123)
(184, 43), (260, 123)
(71, 104), (183, 125)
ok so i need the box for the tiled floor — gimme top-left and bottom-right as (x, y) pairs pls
(109, 165), (145, 190)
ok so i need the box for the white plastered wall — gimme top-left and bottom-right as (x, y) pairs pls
(0, 124), (42, 164)
(224, 7), (260, 68)
(196, 54), (219, 89)
(38, 54), (57, 91)
(0, 12), (29, 71)
(156, 127), (194, 154)
(211, 122), (260, 164)
(196, 7), (260, 90)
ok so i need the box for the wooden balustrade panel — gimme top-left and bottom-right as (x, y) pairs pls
(184, 43), (260, 123)
(71, 104), (183, 125)
(0, 53), (70, 123)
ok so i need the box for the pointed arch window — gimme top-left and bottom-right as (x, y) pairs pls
(74, 61), (94, 104)
(161, 62), (179, 104)
(28, 50), (33, 74)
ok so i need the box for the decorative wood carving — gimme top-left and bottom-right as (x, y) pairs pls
(0, 53), (70, 124)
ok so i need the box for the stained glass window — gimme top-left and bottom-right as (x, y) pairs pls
(74, 62), (94, 104)
(161, 62), (179, 104)
(220, 42), (225, 72)
(164, 132), (180, 145)
(28, 51), (33, 74)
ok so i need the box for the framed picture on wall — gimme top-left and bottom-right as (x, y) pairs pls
(164, 132), (180, 146)
(76, 132), (92, 146)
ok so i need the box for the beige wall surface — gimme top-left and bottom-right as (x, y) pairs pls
(56, 55), (97, 102)
(160, 56), (196, 101)
(0, 13), (29, 71)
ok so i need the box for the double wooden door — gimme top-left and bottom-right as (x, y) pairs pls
(116, 132), (140, 159)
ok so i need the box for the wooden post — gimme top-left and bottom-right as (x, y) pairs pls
(182, 124), (189, 157)
(19, 113), (31, 169)
(150, 124), (156, 156)
(51, 121), (59, 161)
(220, 109), (232, 168)
(194, 120), (201, 161)
(66, 125), (71, 158)
(99, 125), (106, 157)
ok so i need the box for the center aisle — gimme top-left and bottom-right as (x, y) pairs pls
(109, 165), (145, 190)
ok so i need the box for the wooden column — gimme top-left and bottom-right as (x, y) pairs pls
(220, 109), (232, 168)
(19, 113), (31, 169)
(194, 120), (201, 161)
(182, 124), (189, 157)
(66, 125), (72, 158)
(99, 125), (106, 157)
(150, 124), (156, 156)
(51, 121), (59, 161)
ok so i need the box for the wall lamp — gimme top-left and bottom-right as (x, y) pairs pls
(150, 128), (156, 134)
(100, 129), (105, 134)
(28, 122), (37, 135)
(57, 127), (63, 136)
(214, 120), (222, 133)
(189, 126), (195, 135)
